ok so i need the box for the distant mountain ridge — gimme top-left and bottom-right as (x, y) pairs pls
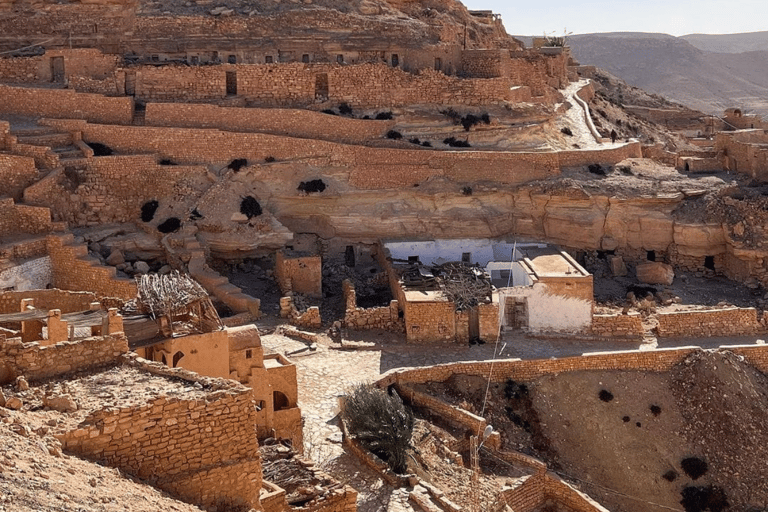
(681, 31), (768, 54)
(563, 32), (768, 117)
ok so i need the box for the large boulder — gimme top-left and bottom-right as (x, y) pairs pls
(636, 262), (674, 285)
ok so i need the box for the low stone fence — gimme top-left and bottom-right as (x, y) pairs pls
(656, 307), (763, 338)
(590, 313), (644, 340)
(493, 472), (610, 512)
(279, 295), (322, 329)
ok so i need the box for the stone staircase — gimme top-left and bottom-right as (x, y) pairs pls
(12, 126), (89, 173)
(408, 483), (462, 512)
(181, 236), (261, 317)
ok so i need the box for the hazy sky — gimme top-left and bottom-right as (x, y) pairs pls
(461, 0), (768, 37)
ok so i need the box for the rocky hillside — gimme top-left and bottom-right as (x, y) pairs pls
(682, 31), (768, 54)
(568, 32), (768, 117)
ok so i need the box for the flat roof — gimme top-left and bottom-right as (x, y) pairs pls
(524, 249), (589, 278)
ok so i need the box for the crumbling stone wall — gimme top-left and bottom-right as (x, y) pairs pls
(275, 251), (322, 298)
(0, 333), (128, 384)
(144, 102), (393, 144)
(342, 279), (404, 331)
(404, 300), (457, 344)
(0, 256), (52, 292)
(656, 307), (763, 338)
(46, 234), (137, 300)
(494, 472), (609, 512)
(58, 357), (263, 511)
(0, 84), (133, 124)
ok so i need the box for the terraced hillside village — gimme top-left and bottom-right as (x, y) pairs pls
(1, 0), (768, 511)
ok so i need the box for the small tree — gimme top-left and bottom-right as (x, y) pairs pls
(342, 384), (413, 474)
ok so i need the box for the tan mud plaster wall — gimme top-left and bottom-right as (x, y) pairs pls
(656, 307), (763, 338)
(0, 85), (133, 125)
(405, 300), (457, 344)
(275, 252), (322, 298)
(57, 361), (262, 511)
(144, 102), (394, 144)
(0, 333), (128, 384)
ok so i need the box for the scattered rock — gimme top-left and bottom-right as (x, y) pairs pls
(5, 397), (22, 410)
(158, 265), (173, 275)
(106, 249), (125, 266)
(133, 261), (150, 274)
(636, 261), (674, 285)
(43, 394), (78, 413)
(609, 255), (627, 277)
(15, 376), (28, 392)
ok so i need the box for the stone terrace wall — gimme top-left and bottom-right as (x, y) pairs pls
(0, 56), (40, 83)
(558, 142), (642, 168)
(0, 289), (96, 314)
(0, 153), (37, 201)
(62, 121), (562, 187)
(656, 307), (763, 338)
(0, 198), (51, 237)
(328, 64), (514, 108)
(47, 234), (137, 300)
(0, 85), (133, 125)
(0, 333), (128, 384)
(144, 102), (394, 144)
(58, 357), (262, 511)
(377, 345), (768, 388)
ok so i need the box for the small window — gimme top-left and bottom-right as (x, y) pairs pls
(434, 57), (442, 71)
(391, 54), (399, 67)
(647, 250), (656, 262)
(190, 55), (199, 65)
(704, 255), (715, 270)
(265, 55), (273, 64)
(462, 252), (471, 263)
(336, 54), (344, 64)
(212, 51), (219, 61)
(151, 55), (159, 62)
(228, 54), (237, 64)
(172, 351), (185, 368)
(245, 349), (252, 359)
(302, 53), (310, 63)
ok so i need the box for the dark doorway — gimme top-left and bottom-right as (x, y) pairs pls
(469, 307), (480, 339)
(647, 250), (656, 262)
(124, 70), (136, 96)
(227, 54), (237, 64)
(273, 391), (290, 411)
(462, 252), (471, 263)
(345, 245), (355, 268)
(391, 54), (399, 67)
(336, 54), (344, 64)
(704, 255), (716, 270)
(505, 297), (528, 329)
(302, 53), (310, 63)
(434, 57), (442, 71)
(172, 351), (185, 368)
(315, 73), (329, 100)
(226, 71), (237, 95)
(50, 56), (65, 83)
(265, 55), (273, 64)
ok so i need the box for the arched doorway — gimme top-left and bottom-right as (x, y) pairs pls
(273, 391), (290, 411)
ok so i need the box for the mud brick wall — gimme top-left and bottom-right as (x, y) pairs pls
(656, 307), (762, 338)
(478, 302), (499, 341)
(0, 198), (52, 237)
(590, 313), (644, 339)
(0, 154), (37, 200)
(144, 102), (393, 144)
(57, 360), (262, 511)
(0, 85), (133, 125)
(343, 279), (404, 331)
(47, 234), (137, 300)
(0, 289), (96, 314)
(0, 237), (48, 261)
(0, 333), (128, 384)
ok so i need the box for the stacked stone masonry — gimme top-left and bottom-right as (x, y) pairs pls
(655, 307), (763, 338)
(0, 85), (133, 125)
(342, 279), (404, 332)
(590, 313), (644, 339)
(0, 198), (52, 237)
(0, 333), (128, 385)
(0, 154), (37, 200)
